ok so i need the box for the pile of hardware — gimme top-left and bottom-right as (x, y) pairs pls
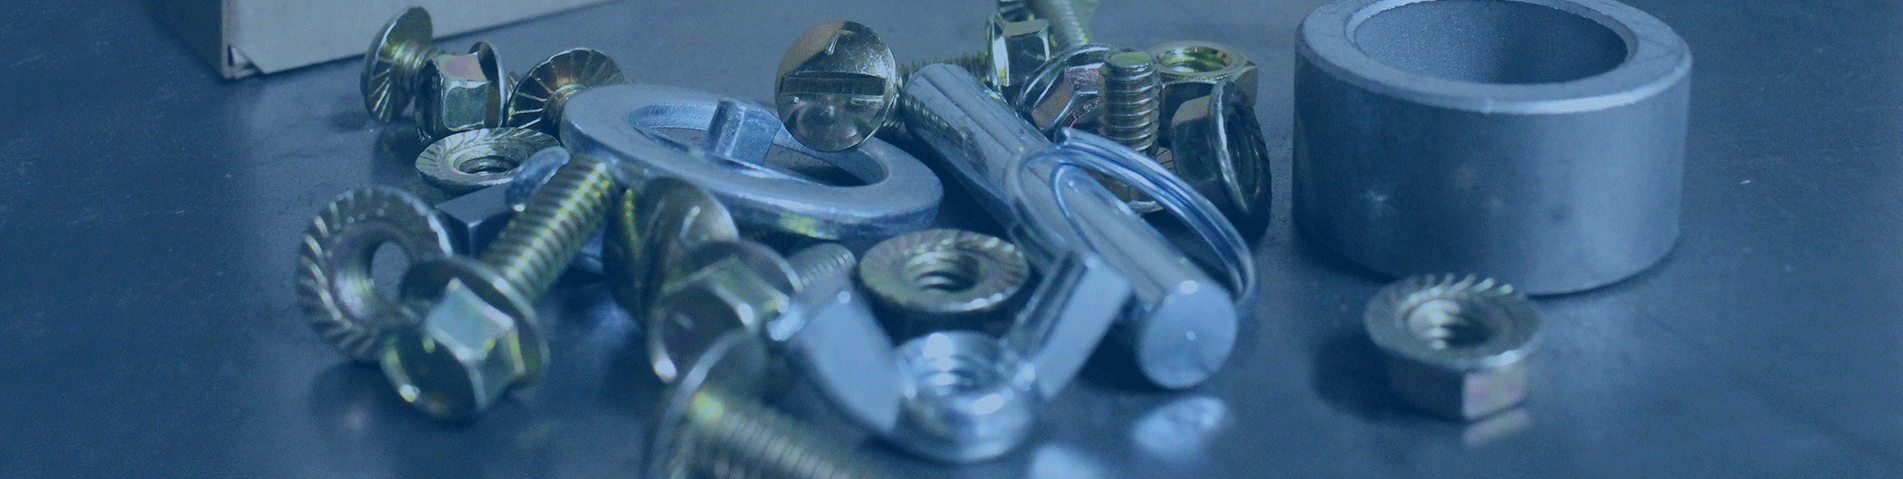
(296, 0), (1691, 474)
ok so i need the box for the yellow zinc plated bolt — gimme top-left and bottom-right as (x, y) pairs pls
(361, 7), (446, 122)
(379, 155), (615, 419)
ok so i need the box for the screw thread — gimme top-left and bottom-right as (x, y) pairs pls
(1102, 52), (1162, 155)
(1030, 0), (1091, 49)
(684, 390), (890, 479)
(480, 154), (613, 299)
(786, 243), (857, 292)
(893, 52), (992, 132)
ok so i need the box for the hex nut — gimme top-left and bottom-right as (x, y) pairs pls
(1164, 79), (1270, 237)
(295, 187), (455, 362)
(891, 331), (1040, 463)
(415, 128), (559, 195)
(776, 20), (901, 152)
(416, 42), (508, 143)
(1364, 274), (1540, 420)
(1145, 41), (1258, 146)
(859, 229), (1030, 341)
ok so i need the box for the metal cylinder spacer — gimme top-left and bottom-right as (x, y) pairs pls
(1293, 0), (1692, 294)
(561, 84), (942, 243)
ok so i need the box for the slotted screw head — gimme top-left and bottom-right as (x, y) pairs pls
(776, 20), (900, 152)
(505, 48), (628, 137)
(361, 7), (439, 122)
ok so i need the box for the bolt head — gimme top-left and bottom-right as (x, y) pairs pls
(646, 241), (795, 383)
(776, 21), (900, 152)
(604, 178), (739, 316)
(985, 14), (1054, 99)
(1365, 275), (1540, 420)
(505, 48), (628, 137)
(417, 43), (508, 143)
(1015, 44), (1113, 134)
(361, 7), (434, 122)
(380, 277), (536, 419)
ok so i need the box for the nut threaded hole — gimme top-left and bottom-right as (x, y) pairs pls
(1155, 46), (1235, 74)
(904, 251), (982, 293)
(457, 155), (518, 174)
(1404, 298), (1493, 350)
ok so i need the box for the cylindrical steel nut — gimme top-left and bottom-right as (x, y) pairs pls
(1293, 0), (1692, 294)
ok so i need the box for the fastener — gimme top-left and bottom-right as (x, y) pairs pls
(646, 331), (890, 479)
(361, 7), (443, 122)
(1365, 274), (1541, 420)
(379, 154), (614, 419)
(296, 187), (455, 362)
(901, 64), (1254, 389)
(414, 127), (558, 195)
(504, 48), (628, 138)
(775, 21), (900, 152)
(858, 229), (1030, 341)
(415, 42), (509, 143)
(603, 177), (739, 319)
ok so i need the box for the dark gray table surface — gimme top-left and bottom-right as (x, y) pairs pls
(4, 0), (1899, 477)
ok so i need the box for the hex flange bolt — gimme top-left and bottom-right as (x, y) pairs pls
(1293, 0), (1692, 294)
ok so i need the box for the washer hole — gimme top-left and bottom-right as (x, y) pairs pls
(370, 242), (411, 305)
(1353, 0), (1627, 84)
(1155, 46), (1237, 74)
(1403, 298), (1494, 349)
(904, 250), (983, 293)
(456, 155), (518, 174)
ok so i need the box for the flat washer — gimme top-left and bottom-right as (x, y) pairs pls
(561, 83), (942, 243)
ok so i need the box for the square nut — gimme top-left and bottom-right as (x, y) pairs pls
(436, 184), (515, 255)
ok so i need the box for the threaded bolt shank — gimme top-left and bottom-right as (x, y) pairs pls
(480, 154), (614, 299)
(1030, 0), (1091, 49)
(1102, 51), (1162, 155)
(787, 243), (857, 292)
(682, 389), (890, 479)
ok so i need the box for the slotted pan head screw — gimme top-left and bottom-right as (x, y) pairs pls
(776, 21), (901, 152)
